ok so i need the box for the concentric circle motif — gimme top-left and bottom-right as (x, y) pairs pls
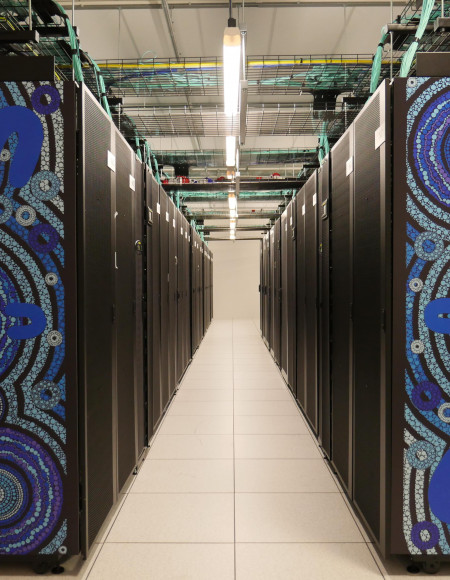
(437, 402), (450, 424)
(30, 171), (60, 202)
(30, 381), (61, 411)
(31, 85), (61, 115)
(411, 381), (442, 411)
(0, 196), (13, 224)
(0, 268), (20, 378)
(411, 340), (425, 354)
(411, 521), (440, 551)
(407, 440), (436, 470)
(28, 223), (59, 254)
(15, 205), (36, 227)
(0, 428), (63, 555)
(47, 331), (62, 347)
(0, 149), (10, 162)
(409, 278), (424, 292)
(414, 231), (445, 261)
(45, 273), (58, 286)
(413, 90), (450, 207)
(407, 78), (417, 88)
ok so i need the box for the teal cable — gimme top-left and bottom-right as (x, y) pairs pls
(370, 30), (389, 93)
(399, 0), (435, 77)
(54, 2), (83, 82)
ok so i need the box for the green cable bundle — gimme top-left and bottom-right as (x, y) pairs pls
(399, 0), (435, 77)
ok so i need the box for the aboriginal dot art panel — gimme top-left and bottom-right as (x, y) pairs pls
(0, 81), (77, 556)
(401, 77), (450, 556)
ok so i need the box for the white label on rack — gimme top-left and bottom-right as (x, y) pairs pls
(185, 232), (188, 239)
(181, 227), (184, 235)
(313, 194), (317, 206)
(375, 124), (385, 149)
(156, 203), (160, 214)
(302, 204), (306, 216)
(173, 219), (176, 228)
(107, 151), (116, 172)
(346, 157), (353, 176)
(189, 235), (191, 241)
(129, 175), (135, 191)
(166, 212), (169, 222)
(285, 223), (287, 231)
(290, 216), (293, 226)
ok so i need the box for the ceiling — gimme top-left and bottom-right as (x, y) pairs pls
(4, 0), (443, 239)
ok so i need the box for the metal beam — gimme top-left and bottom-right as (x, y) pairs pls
(189, 211), (279, 219)
(164, 179), (303, 192)
(60, 1), (406, 8)
(200, 225), (271, 231)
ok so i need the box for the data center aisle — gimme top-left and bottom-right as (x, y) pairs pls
(83, 320), (389, 579)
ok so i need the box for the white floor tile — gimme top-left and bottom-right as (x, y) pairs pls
(235, 434), (322, 458)
(235, 493), (365, 542)
(176, 389), (233, 402)
(181, 379), (234, 389)
(168, 400), (234, 416)
(88, 543), (235, 580)
(158, 415), (233, 435)
(107, 494), (234, 543)
(236, 543), (383, 580)
(234, 389), (293, 401)
(132, 459), (234, 493)
(234, 400), (300, 416)
(149, 434), (233, 458)
(235, 459), (340, 493)
(235, 416), (310, 435)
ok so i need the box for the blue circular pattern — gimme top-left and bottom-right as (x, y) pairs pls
(0, 268), (20, 378)
(0, 428), (63, 555)
(0, 196), (13, 224)
(413, 90), (450, 207)
(31, 85), (61, 115)
(414, 231), (445, 261)
(411, 381), (442, 411)
(31, 381), (61, 411)
(30, 171), (60, 202)
(16, 205), (36, 227)
(411, 521), (440, 550)
(28, 223), (59, 254)
(407, 440), (436, 470)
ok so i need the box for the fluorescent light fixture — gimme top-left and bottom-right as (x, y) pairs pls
(226, 135), (236, 167)
(223, 26), (241, 116)
(230, 232), (236, 240)
(230, 219), (236, 230)
(228, 192), (237, 210)
(230, 208), (237, 218)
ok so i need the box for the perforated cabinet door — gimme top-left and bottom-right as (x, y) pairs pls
(287, 201), (297, 394)
(296, 187), (306, 409)
(280, 211), (288, 375)
(168, 198), (177, 398)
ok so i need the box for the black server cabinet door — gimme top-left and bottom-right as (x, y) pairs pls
(304, 172), (319, 432)
(176, 213), (184, 382)
(287, 201), (297, 392)
(280, 211), (288, 374)
(159, 191), (170, 410)
(318, 157), (331, 458)
(269, 228), (275, 351)
(78, 87), (117, 552)
(210, 254), (214, 321)
(144, 169), (155, 435)
(352, 82), (390, 545)
(296, 187), (306, 407)
(168, 198), (177, 397)
(184, 219), (191, 367)
(199, 243), (205, 339)
(264, 234), (271, 347)
(190, 234), (197, 352)
(273, 220), (282, 364)
(260, 240), (264, 334)
(330, 127), (353, 493)
(0, 81), (80, 557)
(133, 160), (146, 454)
(150, 179), (162, 429)
(115, 132), (138, 491)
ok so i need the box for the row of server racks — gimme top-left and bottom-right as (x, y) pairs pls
(0, 80), (213, 568)
(261, 77), (450, 564)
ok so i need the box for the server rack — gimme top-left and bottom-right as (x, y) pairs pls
(329, 125), (354, 494)
(280, 209), (289, 376)
(286, 200), (297, 393)
(0, 79), (213, 568)
(159, 191), (170, 411)
(317, 156), (331, 458)
(176, 213), (185, 382)
(295, 186), (306, 408)
(168, 197), (178, 399)
(273, 220), (282, 364)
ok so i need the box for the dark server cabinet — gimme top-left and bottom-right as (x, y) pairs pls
(352, 81), (390, 545)
(296, 186), (306, 407)
(147, 173), (162, 432)
(260, 234), (269, 346)
(199, 243), (205, 338)
(168, 198), (178, 398)
(317, 157), (331, 458)
(304, 172), (319, 432)
(184, 220), (192, 367)
(159, 191), (170, 411)
(280, 210), (289, 376)
(114, 132), (141, 491)
(269, 228), (275, 351)
(330, 126), (354, 494)
(286, 200), (296, 392)
(176, 213), (185, 382)
(273, 220), (282, 364)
